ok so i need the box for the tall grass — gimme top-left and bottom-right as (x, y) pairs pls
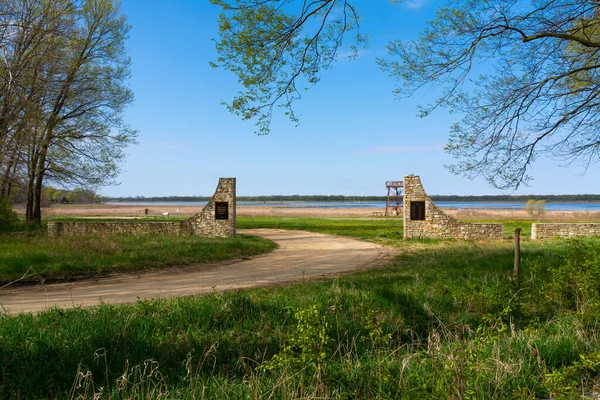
(0, 228), (276, 283)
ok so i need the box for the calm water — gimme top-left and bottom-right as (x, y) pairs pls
(107, 201), (600, 212)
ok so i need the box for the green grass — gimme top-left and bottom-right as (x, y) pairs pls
(1, 217), (600, 398)
(237, 215), (536, 243)
(238, 216), (406, 243)
(0, 225), (276, 283)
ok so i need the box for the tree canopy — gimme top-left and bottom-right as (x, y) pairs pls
(210, 0), (365, 135)
(212, 0), (600, 189)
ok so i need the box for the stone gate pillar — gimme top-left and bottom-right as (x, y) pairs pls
(185, 177), (236, 237)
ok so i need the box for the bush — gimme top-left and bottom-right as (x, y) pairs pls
(524, 199), (536, 215)
(530, 240), (600, 317)
(0, 198), (18, 229)
(535, 199), (547, 215)
(524, 199), (546, 216)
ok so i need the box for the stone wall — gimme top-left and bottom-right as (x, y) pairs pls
(47, 221), (184, 236)
(48, 178), (236, 238)
(403, 175), (504, 240)
(531, 223), (600, 240)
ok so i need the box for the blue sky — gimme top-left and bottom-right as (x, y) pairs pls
(107, 0), (600, 197)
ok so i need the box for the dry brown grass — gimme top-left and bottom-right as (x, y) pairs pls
(237, 206), (393, 218)
(13, 203), (600, 222)
(22, 204), (394, 219)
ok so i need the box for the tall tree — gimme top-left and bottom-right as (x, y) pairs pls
(212, 0), (600, 189)
(0, 0), (70, 199)
(29, 0), (136, 223)
(0, 0), (136, 223)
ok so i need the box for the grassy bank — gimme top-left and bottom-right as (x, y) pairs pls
(0, 224), (276, 283)
(1, 217), (599, 398)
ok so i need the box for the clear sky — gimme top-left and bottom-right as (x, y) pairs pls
(107, 0), (600, 198)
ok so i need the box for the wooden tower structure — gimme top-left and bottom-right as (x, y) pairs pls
(385, 180), (404, 216)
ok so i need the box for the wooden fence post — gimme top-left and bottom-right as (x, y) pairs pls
(514, 228), (521, 288)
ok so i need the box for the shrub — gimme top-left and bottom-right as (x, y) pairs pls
(531, 240), (600, 317)
(544, 352), (600, 399)
(524, 199), (536, 215)
(524, 199), (546, 216)
(262, 305), (332, 375)
(0, 198), (18, 229)
(535, 199), (547, 215)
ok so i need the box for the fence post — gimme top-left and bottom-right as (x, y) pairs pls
(514, 228), (521, 288)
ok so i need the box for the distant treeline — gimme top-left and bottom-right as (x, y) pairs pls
(106, 194), (600, 203)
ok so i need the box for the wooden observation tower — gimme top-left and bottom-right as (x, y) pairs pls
(385, 181), (404, 216)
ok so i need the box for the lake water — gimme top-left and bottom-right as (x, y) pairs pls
(107, 201), (600, 212)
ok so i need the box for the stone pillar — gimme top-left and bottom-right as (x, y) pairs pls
(403, 175), (503, 239)
(185, 177), (236, 237)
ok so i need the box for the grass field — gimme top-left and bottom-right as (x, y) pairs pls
(237, 215), (538, 242)
(1, 216), (599, 398)
(239, 216), (407, 243)
(0, 223), (276, 283)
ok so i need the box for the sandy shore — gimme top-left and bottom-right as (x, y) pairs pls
(16, 203), (600, 221)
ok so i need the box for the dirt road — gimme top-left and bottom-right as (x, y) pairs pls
(0, 229), (394, 314)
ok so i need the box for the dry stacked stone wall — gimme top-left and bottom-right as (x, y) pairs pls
(47, 221), (184, 236)
(48, 178), (236, 238)
(531, 223), (600, 240)
(403, 175), (504, 240)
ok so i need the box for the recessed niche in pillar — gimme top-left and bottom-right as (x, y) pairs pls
(410, 201), (425, 220)
(215, 202), (229, 220)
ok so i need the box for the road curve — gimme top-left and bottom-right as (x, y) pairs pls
(0, 229), (394, 314)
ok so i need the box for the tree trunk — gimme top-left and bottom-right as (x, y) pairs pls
(28, 50), (85, 224)
(25, 169), (35, 222)
(0, 145), (19, 198)
(32, 174), (43, 224)
(5, 165), (17, 199)
(31, 138), (50, 224)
